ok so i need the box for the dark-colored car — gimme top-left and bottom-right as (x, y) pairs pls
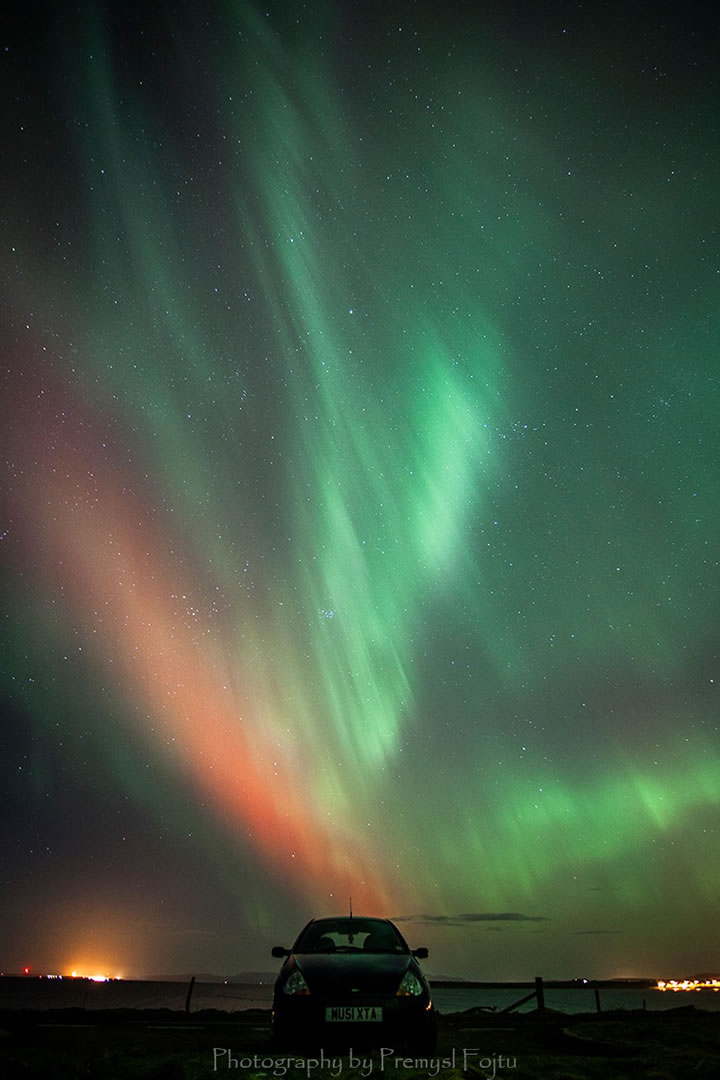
(271, 916), (437, 1051)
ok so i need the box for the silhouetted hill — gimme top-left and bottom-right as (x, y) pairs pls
(144, 972), (277, 984)
(427, 973), (470, 982)
(228, 972), (278, 984)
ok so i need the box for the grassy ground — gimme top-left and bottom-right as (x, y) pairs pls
(1, 1005), (718, 1079)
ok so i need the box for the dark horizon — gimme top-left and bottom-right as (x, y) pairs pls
(0, 970), (698, 987)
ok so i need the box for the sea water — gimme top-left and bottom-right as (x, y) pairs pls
(431, 985), (720, 1015)
(1, 977), (719, 1014)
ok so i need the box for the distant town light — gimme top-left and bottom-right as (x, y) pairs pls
(656, 978), (720, 992)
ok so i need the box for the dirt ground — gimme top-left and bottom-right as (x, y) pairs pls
(1, 1005), (718, 1079)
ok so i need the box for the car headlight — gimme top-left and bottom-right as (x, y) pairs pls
(396, 970), (424, 996)
(282, 969), (311, 995)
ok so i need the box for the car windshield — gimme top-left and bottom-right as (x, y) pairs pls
(294, 919), (409, 954)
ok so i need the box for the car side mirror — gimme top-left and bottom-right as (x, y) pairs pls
(271, 946), (290, 958)
(412, 947), (429, 959)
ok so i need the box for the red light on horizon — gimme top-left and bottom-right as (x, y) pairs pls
(23, 966), (31, 975)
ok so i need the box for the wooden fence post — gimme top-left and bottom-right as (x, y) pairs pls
(185, 975), (196, 1013)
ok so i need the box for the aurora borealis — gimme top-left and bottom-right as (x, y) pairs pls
(2, 0), (719, 981)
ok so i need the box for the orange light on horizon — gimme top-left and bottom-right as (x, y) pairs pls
(69, 968), (118, 981)
(656, 978), (720, 992)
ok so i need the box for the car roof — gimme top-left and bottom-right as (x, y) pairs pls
(309, 916), (392, 925)
(303, 916), (398, 933)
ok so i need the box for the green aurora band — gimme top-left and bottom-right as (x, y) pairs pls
(3, 1), (719, 976)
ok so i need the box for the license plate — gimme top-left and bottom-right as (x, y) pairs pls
(325, 1005), (382, 1022)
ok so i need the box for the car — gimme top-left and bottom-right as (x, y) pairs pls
(270, 915), (437, 1051)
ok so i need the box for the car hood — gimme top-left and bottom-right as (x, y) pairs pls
(294, 953), (414, 994)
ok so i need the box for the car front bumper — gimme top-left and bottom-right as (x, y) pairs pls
(271, 994), (436, 1050)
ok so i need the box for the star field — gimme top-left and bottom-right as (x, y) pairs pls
(1, 0), (719, 980)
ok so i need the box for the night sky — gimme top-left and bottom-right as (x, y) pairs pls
(2, 0), (719, 982)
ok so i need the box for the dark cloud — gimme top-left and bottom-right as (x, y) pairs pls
(572, 930), (622, 935)
(394, 912), (550, 926)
